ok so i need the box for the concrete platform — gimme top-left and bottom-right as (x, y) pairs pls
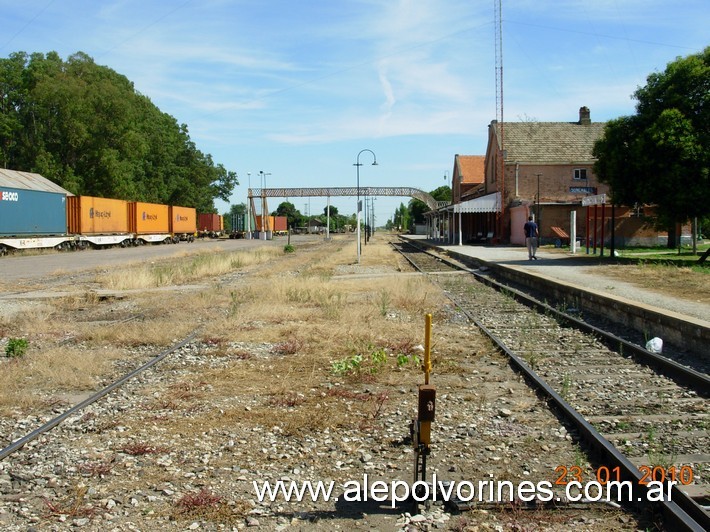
(402, 235), (709, 358)
(404, 236), (709, 324)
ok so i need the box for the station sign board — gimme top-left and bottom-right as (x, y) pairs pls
(582, 194), (607, 206)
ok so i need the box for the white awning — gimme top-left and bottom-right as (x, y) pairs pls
(454, 192), (501, 213)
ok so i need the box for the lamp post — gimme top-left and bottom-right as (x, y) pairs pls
(354, 149), (377, 263)
(364, 188), (369, 245)
(247, 172), (252, 239)
(371, 197), (376, 237)
(259, 170), (271, 240)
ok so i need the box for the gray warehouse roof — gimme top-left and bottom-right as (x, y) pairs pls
(0, 168), (73, 195)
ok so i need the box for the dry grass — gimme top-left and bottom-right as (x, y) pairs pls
(0, 234), (470, 439)
(172, 488), (249, 524)
(595, 262), (710, 303)
(179, 241), (452, 438)
(0, 347), (125, 413)
(0, 234), (502, 531)
(98, 247), (284, 290)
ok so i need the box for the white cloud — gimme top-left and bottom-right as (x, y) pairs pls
(377, 60), (396, 116)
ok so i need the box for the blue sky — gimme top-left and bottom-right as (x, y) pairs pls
(1, 0), (707, 224)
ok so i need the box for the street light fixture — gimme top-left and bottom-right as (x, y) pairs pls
(354, 149), (377, 263)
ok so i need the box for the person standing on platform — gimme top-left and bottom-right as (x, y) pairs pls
(524, 216), (539, 260)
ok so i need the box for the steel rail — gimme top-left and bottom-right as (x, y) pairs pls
(465, 309), (708, 532)
(397, 238), (710, 395)
(394, 237), (710, 531)
(469, 274), (710, 395)
(390, 242), (425, 273)
(0, 331), (199, 461)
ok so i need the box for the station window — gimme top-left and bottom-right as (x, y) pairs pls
(574, 168), (588, 180)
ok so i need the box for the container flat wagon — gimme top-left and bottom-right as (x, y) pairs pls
(170, 206), (196, 242)
(67, 196), (132, 248)
(128, 202), (172, 244)
(0, 186), (73, 252)
(197, 213), (223, 238)
(1, 168), (204, 254)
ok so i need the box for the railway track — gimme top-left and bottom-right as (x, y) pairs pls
(392, 238), (710, 531)
(1, 236), (706, 530)
(0, 332), (199, 462)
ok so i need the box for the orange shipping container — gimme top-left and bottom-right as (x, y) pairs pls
(254, 215), (275, 231)
(170, 205), (196, 234)
(67, 196), (129, 234)
(128, 202), (170, 234)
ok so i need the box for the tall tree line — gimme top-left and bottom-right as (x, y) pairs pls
(0, 51), (236, 212)
(593, 46), (709, 248)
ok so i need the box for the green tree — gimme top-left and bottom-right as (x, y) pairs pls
(0, 52), (27, 168)
(593, 47), (709, 252)
(430, 185), (452, 202)
(273, 201), (301, 228)
(393, 202), (411, 232)
(407, 185), (451, 225)
(322, 205), (347, 232)
(409, 198), (428, 224)
(0, 50), (236, 211)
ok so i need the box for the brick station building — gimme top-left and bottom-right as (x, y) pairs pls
(433, 107), (679, 248)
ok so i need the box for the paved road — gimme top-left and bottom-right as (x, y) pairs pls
(0, 235), (325, 284)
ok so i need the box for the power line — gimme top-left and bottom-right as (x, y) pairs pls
(505, 19), (700, 51)
(0, 0), (57, 53)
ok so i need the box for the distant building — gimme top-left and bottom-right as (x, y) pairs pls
(433, 155), (489, 242)
(484, 106), (608, 244)
(307, 218), (325, 233)
(0, 168), (73, 196)
(430, 107), (688, 247)
(429, 108), (607, 244)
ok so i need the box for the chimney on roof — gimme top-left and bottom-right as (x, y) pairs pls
(579, 106), (591, 125)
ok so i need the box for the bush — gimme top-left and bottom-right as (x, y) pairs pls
(5, 338), (28, 358)
(284, 244), (295, 253)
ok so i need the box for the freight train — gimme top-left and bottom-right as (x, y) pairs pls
(0, 171), (223, 255)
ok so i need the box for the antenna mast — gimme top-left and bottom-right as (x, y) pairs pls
(494, 0), (505, 239)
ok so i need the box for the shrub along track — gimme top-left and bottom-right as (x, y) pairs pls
(393, 238), (710, 531)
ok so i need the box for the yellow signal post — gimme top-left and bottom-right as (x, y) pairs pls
(423, 313), (432, 384)
(412, 313), (436, 506)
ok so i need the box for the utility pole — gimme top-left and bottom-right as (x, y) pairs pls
(494, 0), (505, 242)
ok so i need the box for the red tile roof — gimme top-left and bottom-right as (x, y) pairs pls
(455, 155), (485, 185)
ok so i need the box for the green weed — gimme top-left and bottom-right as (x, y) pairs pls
(5, 338), (28, 358)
